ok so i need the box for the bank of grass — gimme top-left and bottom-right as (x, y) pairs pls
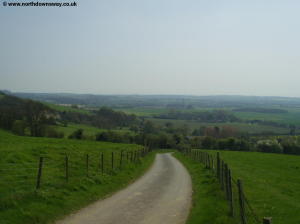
(174, 152), (236, 224)
(203, 150), (300, 224)
(0, 129), (155, 224)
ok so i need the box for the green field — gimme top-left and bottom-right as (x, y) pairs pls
(54, 123), (133, 139)
(118, 105), (300, 135)
(116, 107), (169, 116)
(233, 108), (300, 126)
(45, 102), (92, 115)
(148, 118), (291, 135)
(0, 129), (154, 224)
(203, 150), (300, 224)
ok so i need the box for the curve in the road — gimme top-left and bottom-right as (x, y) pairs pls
(56, 153), (192, 224)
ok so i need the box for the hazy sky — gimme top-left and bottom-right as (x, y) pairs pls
(1, 0), (300, 96)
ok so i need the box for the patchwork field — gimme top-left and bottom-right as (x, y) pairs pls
(148, 118), (292, 135)
(233, 108), (300, 126)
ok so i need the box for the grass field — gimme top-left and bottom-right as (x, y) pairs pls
(0, 129), (154, 224)
(53, 123), (133, 139)
(118, 106), (300, 124)
(45, 102), (92, 115)
(116, 107), (169, 116)
(119, 106), (300, 134)
(148, 118), (291, 135)
(203, 150), (300, 224)
(233, 108), (300, 126)
(174, 152), (236, 224)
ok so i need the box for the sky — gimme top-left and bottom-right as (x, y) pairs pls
(1, 0), (300, 96)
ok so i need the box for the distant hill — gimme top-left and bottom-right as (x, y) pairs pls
(7, 91), (300, 108)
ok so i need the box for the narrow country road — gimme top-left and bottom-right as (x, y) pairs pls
(56, 153), (192, 224)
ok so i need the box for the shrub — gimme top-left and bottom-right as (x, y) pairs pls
(257, 139), (283, 153)
(68, 129), (83, 140)
(45, 127), (64, 138)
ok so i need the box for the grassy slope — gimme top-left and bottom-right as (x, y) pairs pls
(174, 152), (236, 224)
(0, 130), (154, 224)
(204, 150), (300, 224)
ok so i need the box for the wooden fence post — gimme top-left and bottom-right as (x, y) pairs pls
(237, 179), (246, 224)
(221, 160), (224, 190)
(111, 152), (114, 171)
(101, 153), (104, 174)
(120, 151), (123, 168)
(263, 217), (272, 224)
(200, 151), (202, 162)
(65, 156), (69, 182)
(228, 169), (234, 217)
(86, 154), (89, 177)
(36, 157), (44, 190)
(217, 152), (220, 181)
(206, 153), (209, 168)
(224, 164), (229, 199)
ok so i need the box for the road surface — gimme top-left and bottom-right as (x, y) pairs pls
(56, 153), (192, 224)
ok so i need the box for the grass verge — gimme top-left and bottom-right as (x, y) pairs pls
(0, 130), (156, 224)
(174, 152), (237, 224)
(2, 152), (155, 224)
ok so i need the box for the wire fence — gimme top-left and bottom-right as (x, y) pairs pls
(0, 147), (150, 205)
(182, 149), (273, 224)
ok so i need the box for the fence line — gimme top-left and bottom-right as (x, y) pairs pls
(0, 147), (151, 202)
(183, 149), (272, 224)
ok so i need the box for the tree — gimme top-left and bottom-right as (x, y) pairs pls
(24, 100), (52, 137)
(257, 139), (283, 153)
(69, 129), (84, 139)
(201, 136), (216, 149)
(142, 121), (157, 134)
(289, 125), (296, 136)
(11, 120), (27, 136)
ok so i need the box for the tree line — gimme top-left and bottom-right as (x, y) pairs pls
(154, 110), (239, 122)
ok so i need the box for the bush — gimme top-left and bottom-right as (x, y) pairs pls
(45, 127), (64, 138)
(201, 136), (216, 149)
(96, 131), (132, 143)
(68, 129), (83, 140)
(257, 139), (283, 153)
(280, 138), (300, 155)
